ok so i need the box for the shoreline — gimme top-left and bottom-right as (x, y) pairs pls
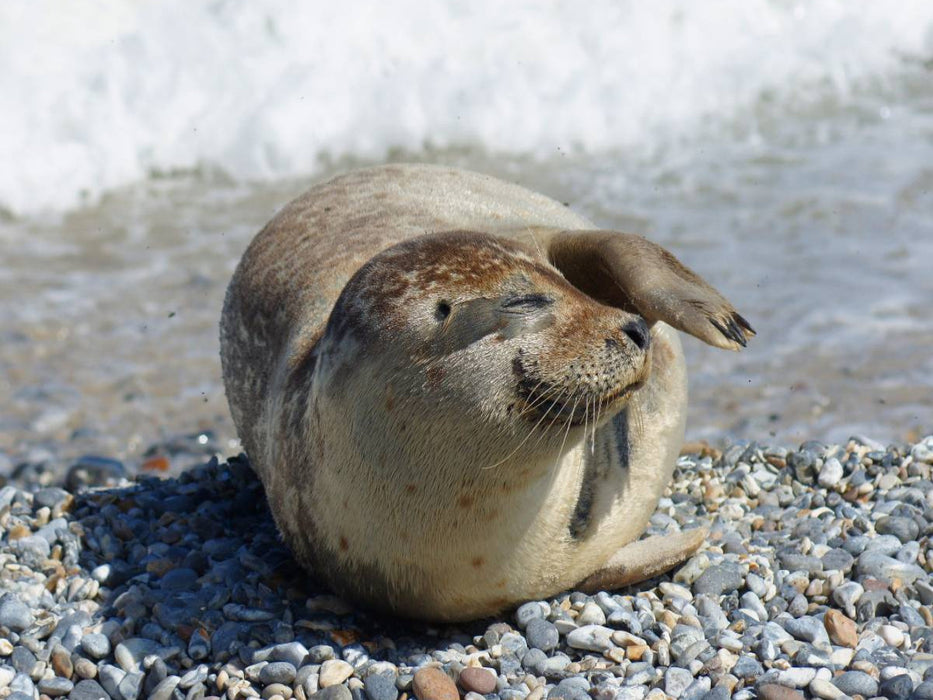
(1, 435), (932, 700)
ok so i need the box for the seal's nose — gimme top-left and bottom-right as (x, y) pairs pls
(621, 319), (650, 351)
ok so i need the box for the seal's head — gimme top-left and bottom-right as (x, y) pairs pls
(316, 231), (651, 463)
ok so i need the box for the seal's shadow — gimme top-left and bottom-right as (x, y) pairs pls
(74, 455), (489, 667)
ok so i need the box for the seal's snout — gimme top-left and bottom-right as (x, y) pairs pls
(621, 319), (650, 351)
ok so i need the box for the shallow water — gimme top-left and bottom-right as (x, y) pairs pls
(3, 2), (933, 473)
(2, 61), (932, 473)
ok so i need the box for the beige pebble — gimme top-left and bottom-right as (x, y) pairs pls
(758, 683), (805, 700)
(809, 678), (843, 699)
(319, 659), (354, 687)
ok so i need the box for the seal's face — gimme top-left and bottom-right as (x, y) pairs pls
(318, 231), (651, 459)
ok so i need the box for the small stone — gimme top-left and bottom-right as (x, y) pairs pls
(832, 670), (878, 697)
(98, 664), (127, 699)
(115, 638), (161, 673)
(412, 668), (457, 700)
(878, 673), (914, 700)
(878, 624), (905, 648)
(80, 633), (111, 660)
(74, 658), (98, 679)
(808, 679), (842, 699)
(857, 552), (926, 584)
(526, 618), (559, 653)
(261, 662), (298, 686)
(458, 667), (496, 695)
(50, 645), (73, 678)
(818, 458), (844, 487)
(69, 679), (110, 700)
(565, 625), (615, 652)
(119, 672), (144, 700)
(364, 673), (398, 700)
(576, 602), (606, 626)
(664, 667), (694, 697)
(732, 655), (763, 680)
(757, 683), (804, 700)
(783, 616), (831, 648)
(0, 594), (34, 631)
(693, 563), (743, 597)
(188, 628), (210, 660)
(320, 659), (354, 687)
(272, 642), (309, 667)
(311, 686), (353, 700)
(515, 601), (547, 628)
(264, 682), (293, 699)
(823, 610), (857, 648)
(37, 676), (74, 697)
(915, 682), (933, 700)
(876, 516), (920, 544)
(149, 675), (182, 700)
(309, 645), (336, 663)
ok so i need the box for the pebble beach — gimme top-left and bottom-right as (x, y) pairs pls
(3, 434), (933, 700)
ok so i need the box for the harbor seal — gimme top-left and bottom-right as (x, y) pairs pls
(220, 164), (754, 621)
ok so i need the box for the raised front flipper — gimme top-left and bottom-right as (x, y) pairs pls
(575, 527), (708, 594)
(542, 230), (755, 351)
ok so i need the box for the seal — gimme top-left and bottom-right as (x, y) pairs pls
(220, 164), (754, 621)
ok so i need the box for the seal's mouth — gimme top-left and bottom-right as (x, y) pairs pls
(517, 380), (644, 427)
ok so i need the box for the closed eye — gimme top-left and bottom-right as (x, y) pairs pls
(501, 294), (554, 313)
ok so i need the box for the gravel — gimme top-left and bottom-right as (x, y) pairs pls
(1, 435), (933, 700)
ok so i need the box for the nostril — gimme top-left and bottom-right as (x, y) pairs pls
(622, 320), (650, 351)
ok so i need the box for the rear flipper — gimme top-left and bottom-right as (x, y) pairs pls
(575, 527), (708, 594)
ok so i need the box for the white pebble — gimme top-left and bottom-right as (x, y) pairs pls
(879, 624), (905, 648)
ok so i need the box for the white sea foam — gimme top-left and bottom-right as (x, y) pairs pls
(2, 0), (932, 216)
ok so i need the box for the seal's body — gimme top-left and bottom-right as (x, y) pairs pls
(220, 164), (753, 621)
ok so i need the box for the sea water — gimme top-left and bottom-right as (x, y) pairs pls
(1, 1), (932, 468)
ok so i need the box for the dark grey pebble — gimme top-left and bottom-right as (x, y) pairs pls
(693, 562), (743, 597)
(37, 676), (74, 697)
(364, 673), (399, 700)
(69, 679), (111, 700)
(782, 616), (830, 647)
(10, 646), (36, 675)
(0, 594), (36, 632)
(878, 673), (914, 700)
(515, 601), (546, 628)
(158, 567), (198, 591)
(832, 670), (879, 697)
(820, 548), (854, 572)
(549, 677), (590, 700)
(272, 641), (309, 667)
(259, 661), (296, 685)
(34, 487), (71, 509)
(732, 655), (764, 680)
(876, 515), (920, 543)
(700, 688), (730, 700)
(914, 681), (933, 700)
(65, 455), (127, 491)
(778, 551), (823, 574)
(309, 645), (336, 663)
(526, 618), (559, 653)
(311, 686), (354, 700)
